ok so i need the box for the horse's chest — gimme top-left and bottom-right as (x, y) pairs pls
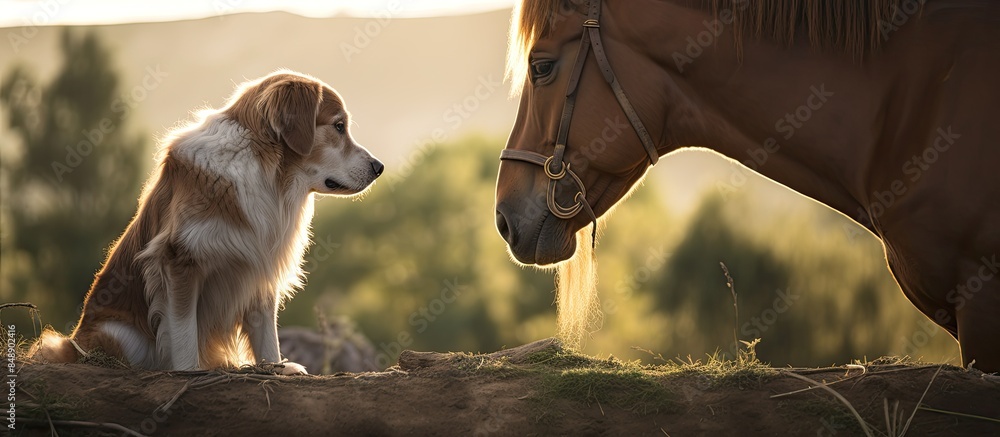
(883, 239), (958, 329)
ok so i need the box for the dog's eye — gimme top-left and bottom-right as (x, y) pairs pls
(334, 122), (345, 133)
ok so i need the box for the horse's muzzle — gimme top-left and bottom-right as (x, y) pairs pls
(495, 205), (575, 265)
(495, 210), (513, 246)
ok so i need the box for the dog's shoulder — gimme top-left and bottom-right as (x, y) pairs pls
(155, 112), (277, 225)
(167, 113), (264, 179)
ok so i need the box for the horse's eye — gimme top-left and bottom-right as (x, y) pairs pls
(334, 122), (345, 133)
(530, 60), (555, 82)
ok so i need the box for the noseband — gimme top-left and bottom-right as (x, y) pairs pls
(500, 0), (659, 246)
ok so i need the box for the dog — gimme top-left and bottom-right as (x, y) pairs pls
(28, 70), (383, 375)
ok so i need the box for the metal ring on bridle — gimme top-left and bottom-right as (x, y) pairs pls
(547, 180), (584, 219)
(543, 156), (567, 179)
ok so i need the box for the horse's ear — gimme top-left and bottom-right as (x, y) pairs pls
(259, 79), (321, 155)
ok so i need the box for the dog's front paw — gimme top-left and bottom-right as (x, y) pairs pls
(279, 361), (308, 375)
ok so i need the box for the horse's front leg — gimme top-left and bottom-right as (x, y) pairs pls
(955, 255), (1000, 373)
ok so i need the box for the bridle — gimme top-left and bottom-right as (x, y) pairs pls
(499, 0), (659, 245)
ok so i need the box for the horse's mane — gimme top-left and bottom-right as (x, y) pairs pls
(713, 0), (906, 59)
(507, 0), (907, 93)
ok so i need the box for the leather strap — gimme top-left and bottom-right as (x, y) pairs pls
(585, 2), (659, 164)
(553, 19), (593, 171)
(499, 149), (548, 167)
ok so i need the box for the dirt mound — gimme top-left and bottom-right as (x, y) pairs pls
(10, 338), (1000, 436)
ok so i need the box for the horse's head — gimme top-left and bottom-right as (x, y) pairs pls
(495, 0), (672, 265)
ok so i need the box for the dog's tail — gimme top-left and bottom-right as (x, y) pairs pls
(26, 327), (81, 363)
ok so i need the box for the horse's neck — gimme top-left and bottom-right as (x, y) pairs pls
(647, 29), (885, 223)
(687, 71), (873, 222)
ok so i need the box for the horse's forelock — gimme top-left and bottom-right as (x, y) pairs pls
(507, 0), (576, 98)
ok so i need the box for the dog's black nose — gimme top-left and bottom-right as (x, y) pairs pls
(371, 160), (384, 177)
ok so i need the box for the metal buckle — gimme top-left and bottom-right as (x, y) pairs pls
(543, 156), (567, 180)
(582, 19), (599, 28)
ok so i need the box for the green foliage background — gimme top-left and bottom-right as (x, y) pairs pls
(1, 30), (959, 368)
(1, 30), (147, 334)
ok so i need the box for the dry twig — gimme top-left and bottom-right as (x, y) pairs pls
(898, 365), (942, 436)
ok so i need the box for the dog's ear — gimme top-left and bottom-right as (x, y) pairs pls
(259, 79), (321, 156)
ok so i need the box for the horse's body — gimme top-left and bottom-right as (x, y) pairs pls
(495, 0), (1000, 371)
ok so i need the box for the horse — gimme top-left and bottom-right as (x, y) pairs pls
(494, 0), (1000, 372)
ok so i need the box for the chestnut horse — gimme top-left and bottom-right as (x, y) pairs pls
(494, 0), (999, 372)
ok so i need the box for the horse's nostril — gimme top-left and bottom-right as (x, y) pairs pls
(495, 210), (511, 243)
(371, 160), (385, 177)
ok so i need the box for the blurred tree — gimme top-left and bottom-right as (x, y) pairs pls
(1, 29), (148, 335)
(653, 196), (792, 358)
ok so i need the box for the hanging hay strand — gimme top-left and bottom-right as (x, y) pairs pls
(555, 224), (602, 349)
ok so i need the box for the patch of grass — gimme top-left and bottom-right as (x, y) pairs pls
(858, 356), (927, 367)
(648, 339), (778, 390)
(77, 348), (129, 370)
(520, 348), (597, 369)
(453, 355), (529, 379)
(454, 347), (625, 380)
(458, 339), (781, 414)
(454, 345), (677, 414)
(541, 365), (677, 414)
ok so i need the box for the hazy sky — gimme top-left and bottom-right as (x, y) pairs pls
(0, 0), (515, 27)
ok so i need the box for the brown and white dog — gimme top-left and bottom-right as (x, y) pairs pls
(28, 70), (383, 375)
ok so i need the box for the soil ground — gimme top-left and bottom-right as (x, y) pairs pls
(9, 338), (1000, 436)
